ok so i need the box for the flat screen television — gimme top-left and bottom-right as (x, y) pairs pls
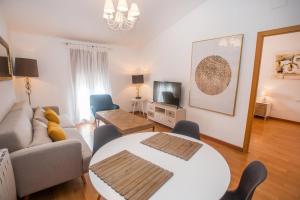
(153, 81), (181, 107)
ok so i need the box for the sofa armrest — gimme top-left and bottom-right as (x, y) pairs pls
(10, 140), (82, 197)
(112, 104), (120, 109)
(90, 105), (96, 117)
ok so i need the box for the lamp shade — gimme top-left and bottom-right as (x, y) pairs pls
(14, 58), (39, 77)
(132, 74), (144, 84)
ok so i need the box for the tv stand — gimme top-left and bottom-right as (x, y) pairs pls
(147, 102), (186, 128)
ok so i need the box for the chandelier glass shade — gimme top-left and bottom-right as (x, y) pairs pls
(103, 0), (140, 31)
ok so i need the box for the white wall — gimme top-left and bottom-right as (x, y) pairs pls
(11, 32), (74, 119)
(141, 0), (300, 147)
(0, 14), (9, 40)
(10, 32), (141, 121)
(258, 31), (300, 122)
(108, 45), (145, 111)
(0, 13), (15, 122)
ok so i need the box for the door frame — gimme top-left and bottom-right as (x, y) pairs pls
(243, 25), (300, 152)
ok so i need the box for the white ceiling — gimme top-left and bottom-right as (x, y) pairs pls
(0, 0), (205, 47)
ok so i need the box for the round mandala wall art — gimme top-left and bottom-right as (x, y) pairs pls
(195, 55), (232, 95)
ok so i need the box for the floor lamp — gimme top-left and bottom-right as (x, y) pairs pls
(14, 58), (39, 105)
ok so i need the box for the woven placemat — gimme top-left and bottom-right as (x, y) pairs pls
(141, 133), (203, 161)
(90, 150), (173, 200)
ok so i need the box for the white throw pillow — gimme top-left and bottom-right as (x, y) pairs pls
(30, 119), (52, 147)
(33, 107), (48, 125)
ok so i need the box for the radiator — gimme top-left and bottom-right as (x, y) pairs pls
(0, 149), (16, 200)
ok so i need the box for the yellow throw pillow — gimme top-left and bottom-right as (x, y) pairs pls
(45, 109), (60, 124)
(48, 121), (59, 127)
(47, 125), (66, 141)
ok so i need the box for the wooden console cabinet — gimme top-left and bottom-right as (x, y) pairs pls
(147, 102), (186, 128)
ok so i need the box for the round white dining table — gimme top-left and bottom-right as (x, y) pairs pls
(89, 132), (230, 200)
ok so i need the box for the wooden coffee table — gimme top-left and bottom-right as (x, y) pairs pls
(96, 109), (155, 134)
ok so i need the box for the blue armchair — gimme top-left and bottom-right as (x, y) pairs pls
(90, 94), (119, 117)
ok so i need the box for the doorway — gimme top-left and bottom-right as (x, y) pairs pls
(243, 25), (300, 152)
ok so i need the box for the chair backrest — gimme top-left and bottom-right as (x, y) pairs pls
(90, 94), (114, 116)
(171, 120), (200, 140)
(93, 124), (121, 154)
(237, 161), (268, 200)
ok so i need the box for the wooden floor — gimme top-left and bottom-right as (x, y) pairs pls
(28, 117), (300, 200)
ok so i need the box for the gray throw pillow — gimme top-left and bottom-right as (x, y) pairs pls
(11, 101), (33, 119)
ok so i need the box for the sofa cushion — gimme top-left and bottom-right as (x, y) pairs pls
(30, 120), (52, 147)
(64, 128), (92, 172)
(0, 109), (33, 152)
(11, 101), (33, 120)
(60, 114), (75, 128)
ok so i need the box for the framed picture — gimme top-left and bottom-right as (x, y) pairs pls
(189, 34), (243, 116)
(273, 52), (300, 79)
(0, 36), (13, 81)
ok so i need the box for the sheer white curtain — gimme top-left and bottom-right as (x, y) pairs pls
(69, 46), (110, 122)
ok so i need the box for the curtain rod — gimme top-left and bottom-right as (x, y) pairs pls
(65, 42), (112, 50)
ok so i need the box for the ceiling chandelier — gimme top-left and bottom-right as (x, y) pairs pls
(103, 0), (140, 31)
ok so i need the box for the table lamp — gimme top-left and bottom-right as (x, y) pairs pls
(132, 74), (144, 99)
(261, 88), (271, 103)
(14, 58), (39, 105)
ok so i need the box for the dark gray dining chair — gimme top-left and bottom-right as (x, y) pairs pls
(93, 124), (122, 155)
(221, 161), (267, 200)
(171, 120), (200, 140)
